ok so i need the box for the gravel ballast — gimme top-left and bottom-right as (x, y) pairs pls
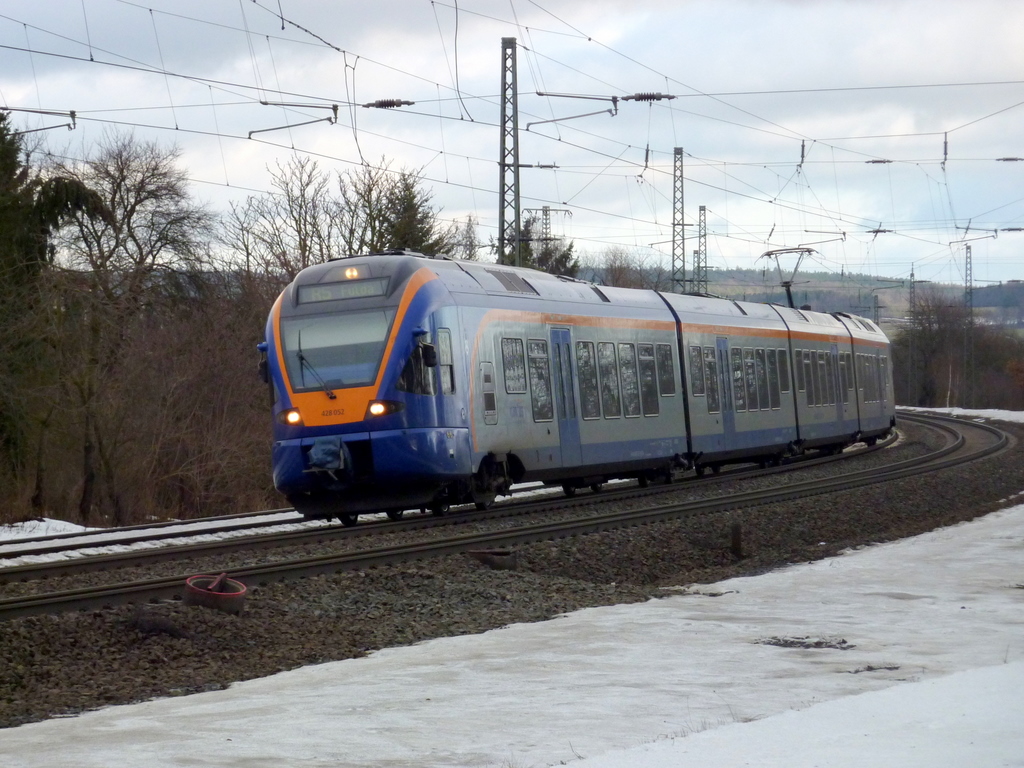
(2, 417), (1022, 729)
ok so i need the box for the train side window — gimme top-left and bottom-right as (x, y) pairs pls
(766, 349), (781, 409)
(527, 339), (554, 421)
(817, 351), (829, 405)
(597, 342), (621, 418)
(880, 356), (889, 402)
(856, 353), (866, 402)
(656, 344), (676, 396)
(807, 350), (818, 407)
(823, 350), (831, 405)
(754, 348), (769, 410)
(575, 341), (601, 419)
(501, 338), (527, 394)
(703, 346), (720, 414)
(777, 348), (791, 393)
(618, 343), (642, 417)
(638, 344), (660, 416)
(838, 353), (849, 404)
(731, 347), (747, 411)
(437, 328), (455, 395)
(794, 348), (805, 392)
(689, 346), (706, 396)
(743, 348), (759, 411)
(480, 362), (498, 425)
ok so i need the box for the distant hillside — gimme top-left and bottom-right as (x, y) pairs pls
(696, 270), (1024, 324)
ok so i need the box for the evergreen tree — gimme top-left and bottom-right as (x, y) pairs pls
(0, 112), (109, 499)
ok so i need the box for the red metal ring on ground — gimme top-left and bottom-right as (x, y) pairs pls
(184, 573), (247, 614)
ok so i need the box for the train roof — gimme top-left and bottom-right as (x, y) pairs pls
(284, 251), (884, 337)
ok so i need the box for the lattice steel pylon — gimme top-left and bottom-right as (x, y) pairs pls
(692, 205), (708, 294)
(672, 147), (685, 293)
(498, 37), (522, 267)
(964, 243), (974, 407)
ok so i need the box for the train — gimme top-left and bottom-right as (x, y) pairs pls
(258, 249), (896, 525)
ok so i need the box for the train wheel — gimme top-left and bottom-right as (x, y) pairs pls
(386, 509), (404, 521)
(637, 475), (650, 488)
(474, 499), (494, 511)
(590, 483), (603, 493)
(338, 513), (359, 527)
(562, 484), (577, 497)
(711, 465), (721, 475)
(694, 465), (706, 478)
(430, 501), (450, 517)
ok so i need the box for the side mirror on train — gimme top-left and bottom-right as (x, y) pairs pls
(413, 328), (438, 367)
(421, 343), (438, 368)
(257, 342), (269, 383)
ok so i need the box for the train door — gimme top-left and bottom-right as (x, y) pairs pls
(716, 337), (734, 437)
(550, 328), (582, 467)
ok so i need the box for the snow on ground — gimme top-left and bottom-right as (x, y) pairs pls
(1, 407), (1022, 766)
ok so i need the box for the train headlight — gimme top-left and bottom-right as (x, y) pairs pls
(365, 400), (404, 418)
(277, 408), (303, 426)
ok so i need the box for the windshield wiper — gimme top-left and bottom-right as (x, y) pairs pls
(296, 331), (337, 399)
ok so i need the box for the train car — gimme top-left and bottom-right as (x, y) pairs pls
(259, 250), (895, 524)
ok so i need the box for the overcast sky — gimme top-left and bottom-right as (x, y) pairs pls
(2, 0), (1023, 287)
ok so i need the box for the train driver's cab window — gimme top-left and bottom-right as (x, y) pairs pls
(397, 330), (436, 396)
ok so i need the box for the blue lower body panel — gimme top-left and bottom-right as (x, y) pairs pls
(273, 427), (473, 516)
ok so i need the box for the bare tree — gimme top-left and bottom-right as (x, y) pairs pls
(336, 159), (456, 255)
(49, 132), (214, 523)
(584, 247), (671, 290)
(222, 155), (339, 280)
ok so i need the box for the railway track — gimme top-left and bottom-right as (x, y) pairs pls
(0, 434), (892, 581)
(0, 412), (1008, 621)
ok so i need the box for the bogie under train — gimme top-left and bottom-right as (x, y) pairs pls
(259, 250), (895, 524)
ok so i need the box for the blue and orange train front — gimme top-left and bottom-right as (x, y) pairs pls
(262, 256), (472, 519)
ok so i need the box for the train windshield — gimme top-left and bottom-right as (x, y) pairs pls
(280, 309), (395, 391)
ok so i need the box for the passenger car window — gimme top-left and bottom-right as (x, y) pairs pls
(656, 344), (676, 396)
(703, 346), (720, 414)
(501, 338), (527, 394)
(618, 343), (641, 417)
(527, 339), (553, 421)
(638, 344), (659, 416)
(575, 341), (601, 419)
(689, 346), (705, 396)
(598, 342), (621, 418)
(731, 347), (746, 412)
